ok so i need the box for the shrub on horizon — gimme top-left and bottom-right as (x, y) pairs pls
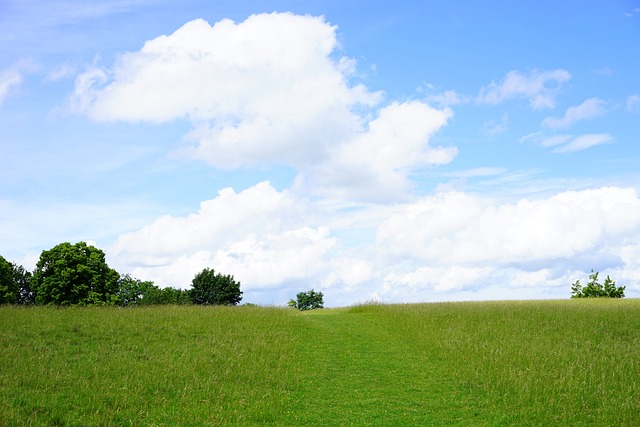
(571, 270), (625, 298)
(293, 289), (324, 311)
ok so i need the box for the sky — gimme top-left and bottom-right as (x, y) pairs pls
(1, 0), (640, 306)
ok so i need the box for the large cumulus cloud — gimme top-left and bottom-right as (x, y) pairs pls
(69, 13), (455, 203)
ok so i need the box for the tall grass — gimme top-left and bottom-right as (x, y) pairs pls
(1, 300), (639, 426)
(0, 306), (300, 425)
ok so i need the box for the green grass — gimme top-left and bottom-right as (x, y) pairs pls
(1, 300), (639, 426)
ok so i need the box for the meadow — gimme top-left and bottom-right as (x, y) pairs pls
(1, 299), (639, 426)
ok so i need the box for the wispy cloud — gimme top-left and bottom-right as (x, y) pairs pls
(476, 69), (571, 109)
(628, 95), (640, 113)
(520, 131), (614, 153)
(0, 67), (23, 105)
(552, 133), (614, 153)
(481, 113), (509, 135)
(442, 167), (508, 178)
(624, 7), (640, 17)
(592, 67), (613, 76)
(13, 0), (154, 25)
(46, 63), (77, 82)
(542, 97), (607, 129)
(424, 88), (469, 108)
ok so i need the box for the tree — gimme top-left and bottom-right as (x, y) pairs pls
(157, 286), (191, 305)
(0, 255), (17, 304)
(294, 289), (324, 311)
(13, 263), (33, 305)
(117, 274), (156, 306)
(189, 268), (242, 305)
(571, 270), (625, 298)
(31, 242), (120, 306)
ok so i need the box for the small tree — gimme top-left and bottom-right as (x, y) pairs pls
(189, 268), (242, 305)
(571, 270), (625, 298)
(294, 289), (324, 311)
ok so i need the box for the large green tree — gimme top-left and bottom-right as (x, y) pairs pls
(189, 268), (242, 305)
(31, 242), (120, 306)
(0, 255), (17, 304)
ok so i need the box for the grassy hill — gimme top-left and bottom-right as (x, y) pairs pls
(1, 299), (639, 425)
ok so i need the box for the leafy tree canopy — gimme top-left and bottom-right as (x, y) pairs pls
(31, 242), (120, 306)
(571, 270), (625, 298)
(0, 255), (17, 304)
(189, 268), (242, 306)
(294, 289), (324, 311)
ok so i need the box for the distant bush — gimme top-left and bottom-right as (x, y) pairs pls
(116, 275), (190, 306)
(293, 289), (324, 311)
(189, 268), (242, 305)
(571, 270), (625, 298)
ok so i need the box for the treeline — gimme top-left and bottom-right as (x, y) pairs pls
(0, 242), (242, 307)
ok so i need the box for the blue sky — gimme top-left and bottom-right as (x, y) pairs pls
(1, 0), (640, 306)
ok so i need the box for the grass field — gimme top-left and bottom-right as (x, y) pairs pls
(1, 299), (639, 426)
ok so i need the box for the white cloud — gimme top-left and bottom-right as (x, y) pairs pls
(477, 69), (571, 109)
(69, 13), (378, 137)
(109, 181), (337, 289)
(110, 181), (303, 261)
(542, 97), (607, 129)
(104, 183), (640, 305)
(552, 133), (613, 153)
(383, 266), (492, 292)
(298, 101), (456, 202)
(371, 187), (640, 302)
(376, 187), (640, 267)
(628, 95), (640, 113)
(69, 13), (455, 202)
(0, 67), (23, 105)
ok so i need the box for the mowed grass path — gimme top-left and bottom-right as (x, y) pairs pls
(1, 300), (639, 426)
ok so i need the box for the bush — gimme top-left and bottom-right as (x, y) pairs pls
(294, 289), (324, 311)
(571, 270), (625, 298)
(189, 268), (242, 305)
